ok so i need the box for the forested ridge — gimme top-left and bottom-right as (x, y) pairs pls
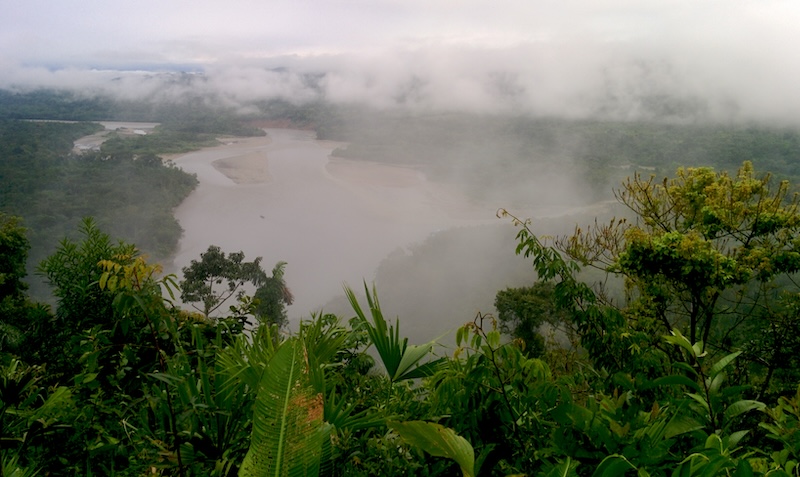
(324, 112), (800, 203)
(0, 119), (199, 299)
(0, 89), (279, 299)
(3, 89), (800, 475)
(2, 160), (800, 476)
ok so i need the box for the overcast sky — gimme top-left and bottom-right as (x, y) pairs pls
(3, 0), (800, 122)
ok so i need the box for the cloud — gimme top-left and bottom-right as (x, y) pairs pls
(2, 1), (800, 123)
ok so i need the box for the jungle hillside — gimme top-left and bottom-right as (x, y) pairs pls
(2, 89), (800, 476)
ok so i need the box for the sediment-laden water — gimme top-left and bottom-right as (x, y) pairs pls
(169, 128), (495, 322)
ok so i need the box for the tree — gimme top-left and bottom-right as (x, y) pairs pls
(180, 246), (293, 324)
(36, 218), (138, 378)
(0, 214), (30, 353)
(609, 162), (800, 347)
(494, 282), (569, 357)
(38, 218), (136, 329)
(252, 261), (293, 328)
(0, 214), (29, 298)
(506, 161), (800, 388)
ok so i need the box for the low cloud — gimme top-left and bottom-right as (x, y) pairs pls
(2, 36), (800, 124)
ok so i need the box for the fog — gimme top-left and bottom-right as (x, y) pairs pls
(5, 1), (800, 124)
(5, 1), (800, 340)
(166, 129), (512, 329)
(169, 128), (475, 319)
(4, 36), (800, 124)
(163, 125), (613, 340)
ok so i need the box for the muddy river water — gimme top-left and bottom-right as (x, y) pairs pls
(168, 128), (497, 322)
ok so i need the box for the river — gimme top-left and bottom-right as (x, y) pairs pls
(169, 128), (497, 323)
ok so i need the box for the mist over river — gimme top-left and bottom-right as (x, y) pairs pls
(168, 128), (501, 325)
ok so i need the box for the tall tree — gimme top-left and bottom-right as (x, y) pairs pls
(180, 246), (292, 324)
(494, 282), (569, 357)
(252, 261), (293, 328)
(0, 214), (30, 353)
(37, 218), (137, 374)
(507, 161), (800, 389)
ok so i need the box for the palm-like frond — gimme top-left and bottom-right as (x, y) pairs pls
(324, 390), (390, 432)
(217, 324), (281, 393)
(344, 283), (441, 383)
(299, 314), (348, 394)
(239, 338), (329, 477)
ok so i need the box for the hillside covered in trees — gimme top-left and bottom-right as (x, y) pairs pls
(0, 90), (276, 299)
(2, 160), (800, 476)
(2, 89), (800, 475)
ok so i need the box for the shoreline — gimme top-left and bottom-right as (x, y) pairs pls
(169, 129), (435, 190)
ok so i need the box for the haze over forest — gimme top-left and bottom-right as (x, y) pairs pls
(3, 1), (800, 124)
(4, 1), (800, 339)
(8, 4), (800, 474)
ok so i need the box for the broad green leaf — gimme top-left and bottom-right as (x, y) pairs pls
(732, 459), (755, 477)
(705, 433), (724, 452)
(724, 430), (749, 450)
(389, 420), (475, 477)
(239, 338), (328, 477)
(708, 371), (726, 395)
(664, 415), (704, 439)
(699, 454), (736, 477)
(687, 392), (710, 410)
(395, 343), (433, 381)
(540, 458), (579, 477)
(592, 455), (636, 477)
(724, 400), (766, 422)
(399, 357), (448, 381)
(709, 351), (742, 377)
(672, 361), (699, 378)
(665, 330), (696, 358)
(646, 375), (702, 393)
(671, 457), (692, 477)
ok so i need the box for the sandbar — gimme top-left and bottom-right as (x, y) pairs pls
(212, 151), (271, 184)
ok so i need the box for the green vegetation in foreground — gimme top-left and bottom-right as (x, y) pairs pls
(2, 161), (800, 476)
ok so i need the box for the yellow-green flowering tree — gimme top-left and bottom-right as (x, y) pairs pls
(508, 162), (800, 390)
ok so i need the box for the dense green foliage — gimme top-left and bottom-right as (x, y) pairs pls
(0, 214), (34, 355)
(494, 282), (570, 357)
(180, 246), (292, 327)
(0, 119), (199, 299)
(1, 88), (276, 135)
(0, 89), (118, 121)
(4, 90), (800, 475)
(1, 160), (800, 476)
(503, 161), (800, 397)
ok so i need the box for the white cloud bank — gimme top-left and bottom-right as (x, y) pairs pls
(2, 0), (800, 123)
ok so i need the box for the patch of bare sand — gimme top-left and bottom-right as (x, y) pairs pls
(212, 151), (271, 184)
(163, 135), (275, 184)
(161, 135), (273, 161)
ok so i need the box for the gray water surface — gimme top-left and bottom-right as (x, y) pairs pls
(170, 128), (493, 322)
